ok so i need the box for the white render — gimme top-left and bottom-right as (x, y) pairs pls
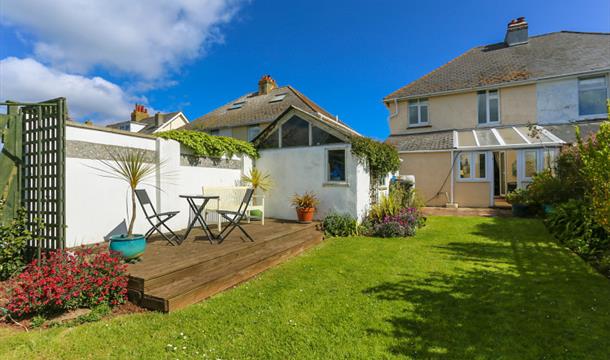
(256, 143), (371, 221)
(65, 124), (250, 248)
(536, 77), (580, 124)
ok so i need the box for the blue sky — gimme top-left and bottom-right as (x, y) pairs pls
(1, 0), (609, 139)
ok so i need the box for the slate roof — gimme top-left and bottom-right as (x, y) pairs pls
(544, 119), (606, 144)
(186, 86), (336, 131)
(386, 131), (454, 152)
(106, 111), (181, 134)
(385, 31), (610, 100)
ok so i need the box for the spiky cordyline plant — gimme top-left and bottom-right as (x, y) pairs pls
(241, 168), (273, 192)
(96, 149), (158, 238)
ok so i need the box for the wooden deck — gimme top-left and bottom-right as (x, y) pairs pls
(127, 219), (323, 312)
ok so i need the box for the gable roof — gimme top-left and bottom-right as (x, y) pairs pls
(252, 105), (360, 147)
(185, 86), (336, 131)
(385, 31), (610, 100)
(106, 111), (184, 134)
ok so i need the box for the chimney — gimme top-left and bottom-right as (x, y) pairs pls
(258, 75), (277, 95)
(154, 112), (164, 127)
(505, 17), (528, 46)
(131, 104), (149, 122)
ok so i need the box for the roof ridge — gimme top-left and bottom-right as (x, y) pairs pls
(286, 85), (335, 118)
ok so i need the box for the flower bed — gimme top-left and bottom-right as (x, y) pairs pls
(2, 246), (128, 318)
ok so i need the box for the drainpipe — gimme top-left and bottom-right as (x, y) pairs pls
(450, 149), (454, 204)
(386, 99), (399, 127)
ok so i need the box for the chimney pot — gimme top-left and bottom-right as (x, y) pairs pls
(258, 74), (277, 95)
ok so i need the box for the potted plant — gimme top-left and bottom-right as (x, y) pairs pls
(97, 149), (157, 259)
(291, 191), (319, 223)
(241, 168), (272, 218)
(506, 188), (530, 218)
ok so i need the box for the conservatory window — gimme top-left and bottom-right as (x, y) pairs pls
(458, 152), (487, 180)
(281, 116), (309, 147)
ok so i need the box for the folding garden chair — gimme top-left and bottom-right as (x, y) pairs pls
(215, 188), (255, 243)
(135, 189), (181, 246)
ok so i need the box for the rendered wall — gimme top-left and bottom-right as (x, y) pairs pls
(64, 124), (249, 247)
(399, 152), (452, 207)
(454, 182), (491, 208)
(256, 144), (370, 221)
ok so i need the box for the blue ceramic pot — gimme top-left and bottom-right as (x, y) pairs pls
(109, 234), (146, 259)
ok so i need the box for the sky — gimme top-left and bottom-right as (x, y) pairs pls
(1, 0), (609, 140)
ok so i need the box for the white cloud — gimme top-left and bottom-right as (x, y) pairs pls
(1, 0), (242, 79)
(0, 57), (136, 124)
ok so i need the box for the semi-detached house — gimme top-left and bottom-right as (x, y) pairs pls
(385, 18), (610, 208)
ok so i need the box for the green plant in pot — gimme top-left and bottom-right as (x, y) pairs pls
(506, 188), (531, 217)
(241, 168), (272, 218)
(291, 191), (319, 223)
(96, 149), (157, 259)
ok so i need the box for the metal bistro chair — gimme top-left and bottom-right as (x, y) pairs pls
(215, 188), (255, 243)
(135, 189), (181, 246)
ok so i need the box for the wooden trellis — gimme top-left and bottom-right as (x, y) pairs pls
(0, 98), (67, 250)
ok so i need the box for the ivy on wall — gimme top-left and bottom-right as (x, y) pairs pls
(156, 130), (259, 159)
(350, 136), (400, 181)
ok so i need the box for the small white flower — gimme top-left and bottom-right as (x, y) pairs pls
(182, 346), (187, 350)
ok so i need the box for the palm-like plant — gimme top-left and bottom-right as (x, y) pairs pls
(241, 168), (273, 192)
(96, 149), (157, 237)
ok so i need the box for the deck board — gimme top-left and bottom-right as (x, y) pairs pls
(127, 219), (323, 312)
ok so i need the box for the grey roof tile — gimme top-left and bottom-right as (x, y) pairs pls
(386, 131), (454, 151)
(385, 32), (610, 100)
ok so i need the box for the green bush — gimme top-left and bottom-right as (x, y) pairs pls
(322, 213), (357, 237)
(156, 130), (259, 159)
(546, 200), (609, 276)
(389, 181), (424, 209)
(526, 170), (566, 205)
(350, 137), (400, 182)
(0, 200), (43, 280)
(505, 188), (530, 205)
(368, 195), (401, 223)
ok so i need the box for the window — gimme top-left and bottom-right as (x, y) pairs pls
(258, 130), (278, 149)
(579, 77), (607, 116)
(408, 98), (428, 126)
(281, 116), (309, 147)
(269, 93), (287, 103)
(210, 129), (219, 136)
(247, 125), (261, 141)
(524, 150), (537, 178)
(477, 90), (499, 125)
(228, 101), (246, 110)
(458, 152), (487, 180)
(327, 149), (346, 182)
(521, 148), (559, 180)
(312, 125), (342, 145)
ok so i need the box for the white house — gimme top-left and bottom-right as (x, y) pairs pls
(107, 104), (189, 134)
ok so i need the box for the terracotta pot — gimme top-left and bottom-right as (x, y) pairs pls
(296, 207), (315, 223)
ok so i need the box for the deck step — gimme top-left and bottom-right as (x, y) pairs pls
(139, 228), (323, 312)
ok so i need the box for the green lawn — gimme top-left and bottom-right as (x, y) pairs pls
(1, 216), (609, 359)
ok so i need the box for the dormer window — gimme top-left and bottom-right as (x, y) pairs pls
(408, 98), (428, 126)
(578, 77), (607, 117)
(269, 93), (287, 103)
(477, 90), (499, 125)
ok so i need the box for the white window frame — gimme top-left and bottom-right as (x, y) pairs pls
(517, 147), (560, 187)
(324, 146), (349, 186)
(578, 75), (609, 120)
(477, 89), (500, 126)
(408, 98), (429, 127)
(456, 151), (488, 182)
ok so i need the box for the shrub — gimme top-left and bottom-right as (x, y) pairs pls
(505, 188), (530, 205)
(350, 137), (400, 182)
(368, 195), (401, 223)
(374, 221), (404, 238)
(4, 246), (128, 317)
(546, 200), (609, 276)
(156, 130), (259, 159)
(371, 207), (425, 238)
(322, 213), (357, 237)
(389, 181), (424, 210)
(526, 170), (566, 205)
(0, 200), (44, 280)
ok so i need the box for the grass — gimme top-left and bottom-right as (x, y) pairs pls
(1, 216), (609, 359)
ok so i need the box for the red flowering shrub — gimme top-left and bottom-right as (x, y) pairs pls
(4, 245), (128, 317)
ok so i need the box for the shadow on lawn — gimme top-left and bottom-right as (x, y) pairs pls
(364, 218), (610, 359)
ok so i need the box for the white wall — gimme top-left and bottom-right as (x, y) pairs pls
(536, 78), (579, 124)
(65, 124), (250, 247)
(256, 144), (370, 221)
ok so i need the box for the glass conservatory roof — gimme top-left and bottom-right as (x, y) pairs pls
(455, 126), (563, 149)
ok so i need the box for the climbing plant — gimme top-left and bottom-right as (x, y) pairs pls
(156, 130), (259, 159)
(350, 136), (400, 181)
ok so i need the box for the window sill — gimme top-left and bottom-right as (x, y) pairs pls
(323, 181), (350, 187)
(456, 178), (489, 183)
(578, 114), (607, 121)
(407, 124), (431, 129)
(476, 122), (500, 128)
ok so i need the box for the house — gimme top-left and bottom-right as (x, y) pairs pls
(384, 17), (610, 208)
(107, 104), (189, 134)
(186, 75), (340, 142)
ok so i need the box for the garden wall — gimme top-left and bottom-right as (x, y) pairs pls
(64, 123), (251, 247)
